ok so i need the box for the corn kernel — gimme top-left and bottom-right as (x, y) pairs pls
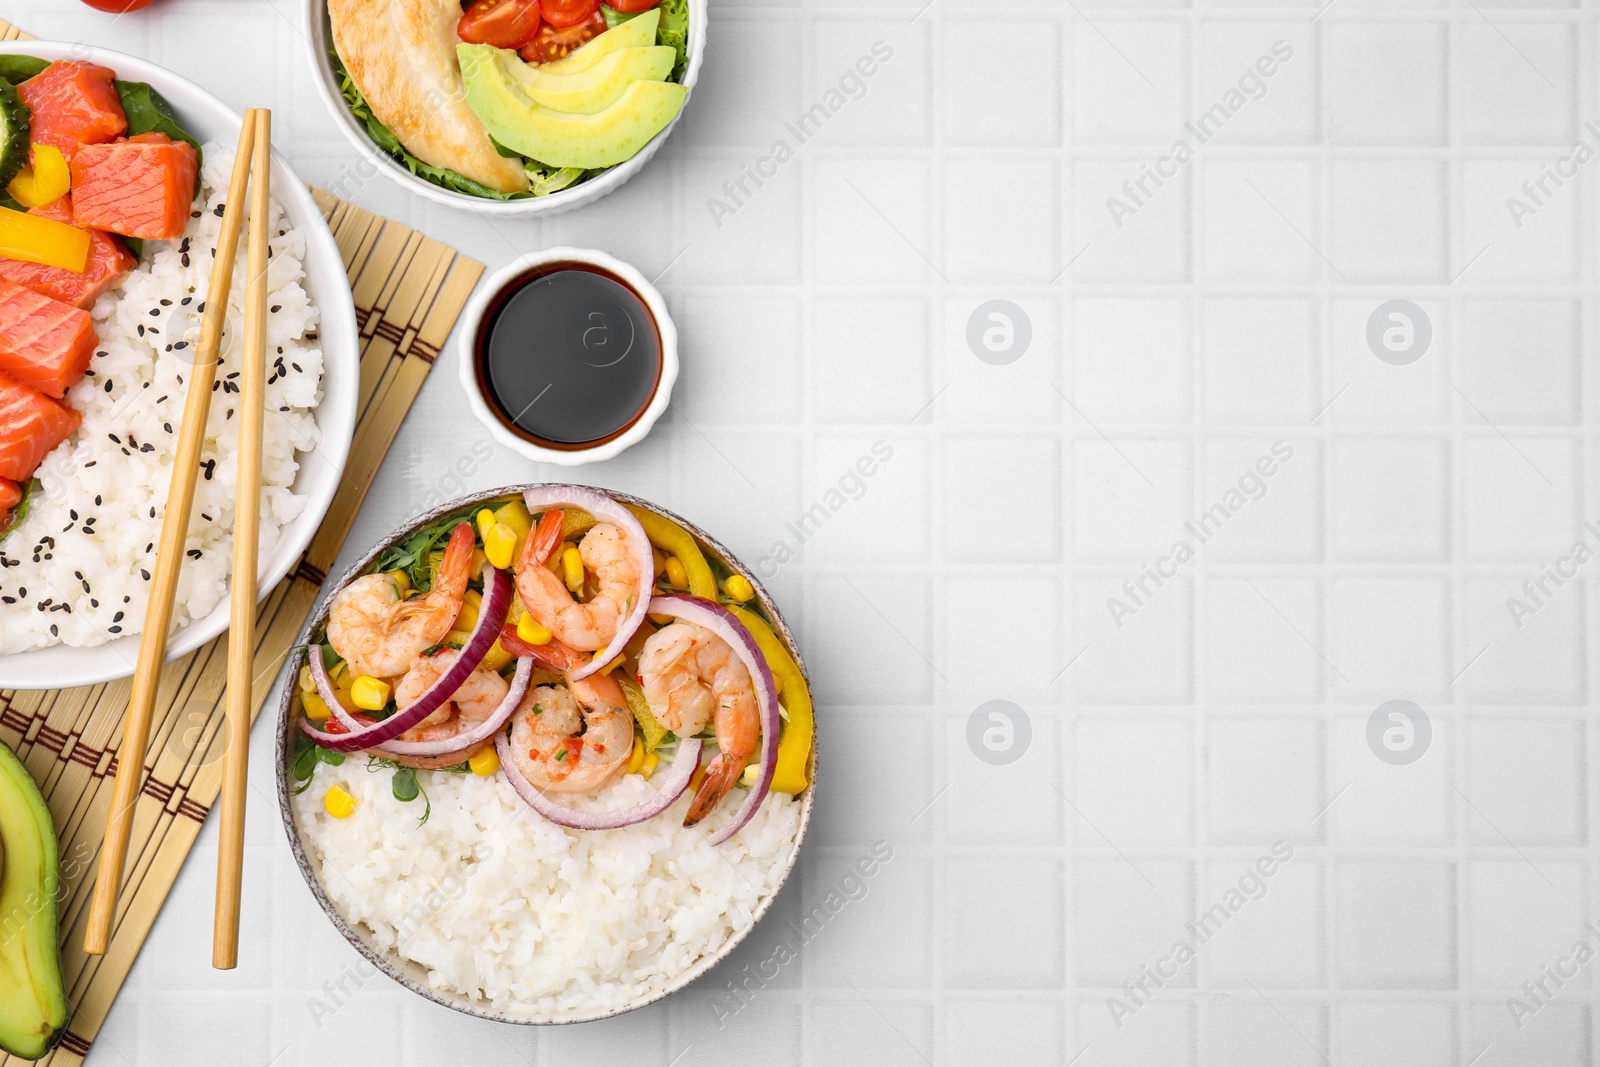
(639, 752), (659, 779)
(689, 761), (708, 793)
(476, 508), (497, 541)
(454, 587), (482, 633)
(350, 675), (391, 711)
(648, 612), (673, 626)
(302, 692), (332, 722)
(469, 746), (501, 776)
(725, 574), (755, 603)
(562, 546), (584, 593)
(664, 555), (688, 590)
(297, 664), (314, 693)
(625, 735), (645, 775)
(740, 763), (759, 787)
(593, 651), (623, 675)
(386, 569), (411, 596)
(517, 614), (553, 645)
(652, 548), (667, 577)
(484, 521), (518, 570)
(324, 784), (358, 818)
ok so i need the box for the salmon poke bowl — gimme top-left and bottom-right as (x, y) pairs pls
(0, 43), (357, 690)
(305, 0), (705, 214)
(277, 485), (815, 1022)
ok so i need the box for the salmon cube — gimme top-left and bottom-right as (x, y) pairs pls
(69, 133), (198, 241)
(15, 61), (127, 158)
(0, 277), (97, 399)
(0, 372), (81, 484)
(0, 196), (135, 308)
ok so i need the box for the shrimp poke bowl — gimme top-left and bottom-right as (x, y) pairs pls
(306, 0), (705, 214)
(277, 485), (815, 1022)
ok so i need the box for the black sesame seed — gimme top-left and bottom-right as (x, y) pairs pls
(213, 204), (225, 217)
(270, 305), (281, 314)
(107, 625), (119, 634)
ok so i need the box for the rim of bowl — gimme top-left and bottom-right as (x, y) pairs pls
(456, 247), (679, 466)
(276, 485), (816, 1025)
(301, 0), (708, 215)
(0, 41), (357, 690)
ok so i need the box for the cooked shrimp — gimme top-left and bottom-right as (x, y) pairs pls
(507, 670), (633, 793)
(387, 648), (510, 769)
(327, 522), (475, 680)
(516, 512), (643, 653)
(637, 622), (760, 826)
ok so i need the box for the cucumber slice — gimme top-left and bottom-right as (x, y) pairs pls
(0, 79), (29, 192)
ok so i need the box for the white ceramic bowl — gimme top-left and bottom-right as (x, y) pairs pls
(277, 485), (816, 1024)
(0, 43), (359, 690)
(303, 0), (707, 215)
(458, 247), (677, 466)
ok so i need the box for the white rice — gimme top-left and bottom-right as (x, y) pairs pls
(292, 763), (803, 1017)
(0, 141), (323, 652)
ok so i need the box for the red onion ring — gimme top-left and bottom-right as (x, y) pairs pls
(647, 594), (781, 845)
(300, 564), (512, 752)
(322, 654), (534, 758)
(496, 729), (704, 830)
(521, 486), (654, 682)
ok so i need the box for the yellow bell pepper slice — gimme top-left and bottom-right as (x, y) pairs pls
(725, 603), (812, 795)
(560, 507), (597, 542)
(625, 505), (716, 599)
(617, 675), (668, 751)
(7, 145), (71, 209)
(0, 204), (89, 273)
(480, 637), (514, 673)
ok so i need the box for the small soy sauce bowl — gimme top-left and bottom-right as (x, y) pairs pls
(458, 248), (678, 466)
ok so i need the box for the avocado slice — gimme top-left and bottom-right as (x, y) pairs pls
(0, 742), (68, 1060)
(536, 8), (661, 75)
(508, 45), (677, 115)
(460, 45), (687, 170)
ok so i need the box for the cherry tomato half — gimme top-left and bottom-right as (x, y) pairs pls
(539, 0), (602, 29)
(607, 0), (661, 10)
(520, 11), (607, 63)
(77, 0), (158, 11)
(457, 0), (542, 49)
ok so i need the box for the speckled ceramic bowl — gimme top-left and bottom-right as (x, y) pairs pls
(276, 485), (815, 1024)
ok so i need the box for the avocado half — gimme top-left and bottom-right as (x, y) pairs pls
(0, 742), (69, 1060)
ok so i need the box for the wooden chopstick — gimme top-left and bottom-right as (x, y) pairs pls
(213, 108), (271, 968)
(84, 112), (261, 957)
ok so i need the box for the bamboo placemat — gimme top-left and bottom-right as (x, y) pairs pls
(0, 21), (484, 1056)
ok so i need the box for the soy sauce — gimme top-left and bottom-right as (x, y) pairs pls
(474, 263), (662, 449)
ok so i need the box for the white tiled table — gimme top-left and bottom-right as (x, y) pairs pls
(23, 1), (1598, 1064)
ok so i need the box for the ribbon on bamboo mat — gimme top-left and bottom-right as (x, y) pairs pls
(0, 20), (484, 1057)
